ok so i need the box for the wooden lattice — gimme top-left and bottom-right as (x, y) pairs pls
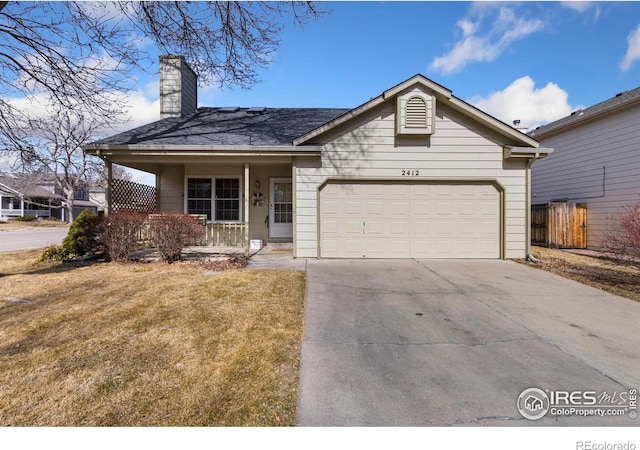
(112, 178), (156, 213)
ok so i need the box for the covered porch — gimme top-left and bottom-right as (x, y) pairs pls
(92, 150), (317, 257)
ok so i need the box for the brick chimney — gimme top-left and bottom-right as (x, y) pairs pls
(159, 55), (198, 119)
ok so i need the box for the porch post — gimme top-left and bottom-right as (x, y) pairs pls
(244, 163), (250, 257)
(105, 159), (113, 215)
(20, 195), (24, 217)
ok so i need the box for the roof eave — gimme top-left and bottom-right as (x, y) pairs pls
(448, 97), (540, 148)
(84, 144), (323, 157)
(530, 93), (640, 139)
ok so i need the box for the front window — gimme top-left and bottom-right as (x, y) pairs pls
(187, 177), (240, 221)
(215, 178), (240, 221)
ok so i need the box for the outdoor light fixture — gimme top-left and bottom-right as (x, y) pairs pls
(255, 179), (260, 189)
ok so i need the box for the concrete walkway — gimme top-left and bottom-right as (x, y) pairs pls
(298, 259), (640, 426)
(246, 247), (307, 270)
(130, 245), (307, 271)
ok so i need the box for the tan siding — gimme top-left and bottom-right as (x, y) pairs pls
(532, 105), (640, 248)
(182, 163), (292, 244)
(159, 164), (184, 211)
(296, 100), (529, 258)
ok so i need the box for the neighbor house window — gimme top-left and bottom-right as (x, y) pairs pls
(74, 187), (87, 201)
(186, 177), (240, 221)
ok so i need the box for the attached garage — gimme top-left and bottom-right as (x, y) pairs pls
(320, 181), (501, 259)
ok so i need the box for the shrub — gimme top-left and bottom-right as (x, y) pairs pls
(603, 203), (640, 271)
(62, 209), (101, 256)
(37, 244), (72, 262)
(11, 215), (37, 222)
(98, 211), (148, 262)
(148, 212), (205, 263)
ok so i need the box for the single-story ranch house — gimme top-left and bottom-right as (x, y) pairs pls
(84, 56), (552, 259)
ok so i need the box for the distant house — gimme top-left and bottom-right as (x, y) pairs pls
(84, 55), (552, 259)
(0, 173), (62, 219)
(0, 172), (103, 221)
(529, 87), (640, 249)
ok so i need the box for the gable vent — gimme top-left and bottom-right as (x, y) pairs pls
(396, 91), (435, 135)
(405, 96), (428, 127)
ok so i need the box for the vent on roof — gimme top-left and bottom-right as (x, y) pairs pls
(219, 107), (240, 113)
(247, 107), (266, 114)
(396, 91), (434, 136)
(616, 92), (623, 97)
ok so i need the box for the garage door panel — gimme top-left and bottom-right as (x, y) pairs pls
(320, 182), (500, 259)
(344, 220), (363, 235)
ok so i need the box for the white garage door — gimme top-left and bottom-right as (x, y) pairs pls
(320, 182), (500, 259)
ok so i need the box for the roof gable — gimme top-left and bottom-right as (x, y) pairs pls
(0, 174), (62, 199)
(294, 74), (539, 148)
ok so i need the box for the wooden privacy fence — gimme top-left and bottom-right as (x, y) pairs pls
(531, 202), (587, 248)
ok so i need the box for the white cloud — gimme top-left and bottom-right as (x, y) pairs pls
(114, 88), (160, 132)
(430, 6), (546, 75)
(561, 1), (594, 13)
(468, 76), (576, 130)
(5, 81), (159, 136)
(620, 24), (640, 72)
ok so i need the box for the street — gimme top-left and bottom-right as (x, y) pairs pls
(0, 228), (68, 252)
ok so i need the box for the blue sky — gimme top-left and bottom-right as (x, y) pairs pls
(182, 1), (640, 130)
(116, 1), (640, 133)
(7, 2), (640, 133)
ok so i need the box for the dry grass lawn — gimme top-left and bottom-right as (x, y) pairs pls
(0, 249), (305, 426)
(518, 246), (640, 302)
(0, 219), (69, 231)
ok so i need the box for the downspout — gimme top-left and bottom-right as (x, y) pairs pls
(526, 153), (543, 262)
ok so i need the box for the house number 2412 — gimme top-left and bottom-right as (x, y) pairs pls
(401, 170), (420, 176)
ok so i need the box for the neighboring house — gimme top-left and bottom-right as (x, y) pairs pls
(0, 172), (103, 221)
(84, 55), (551, 259)
(0, 173), (62, 219)
(33, 176), (103, 221)
(529, 87), (640, 249)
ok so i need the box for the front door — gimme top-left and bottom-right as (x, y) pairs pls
(269, 178), (293, 239)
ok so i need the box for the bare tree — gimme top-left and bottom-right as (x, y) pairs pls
(9, 105), (106, 222)
(602, 204), (640, 272)
(0, 2), (324, 124)
(0, 1), (324, 218)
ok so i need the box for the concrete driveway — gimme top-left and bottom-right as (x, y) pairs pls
(298, 259), (640, 426)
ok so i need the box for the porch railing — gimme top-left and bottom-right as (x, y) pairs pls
(203, 222), (246, 247)
(1, 209), (51, 218)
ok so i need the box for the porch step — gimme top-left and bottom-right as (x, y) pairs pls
(267, 242), (293, 250)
